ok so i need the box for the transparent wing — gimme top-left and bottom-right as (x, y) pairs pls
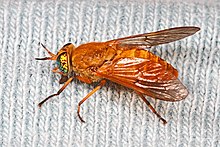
(96, 57), (188, 101)
(109, 26), (200, 48)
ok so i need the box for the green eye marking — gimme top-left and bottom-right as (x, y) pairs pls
(57, 52), (68, 73)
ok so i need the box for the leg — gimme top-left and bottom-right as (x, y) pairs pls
(77, 80), (106, 122)
(38, 76), (74, 107)
(75, 75), (92, 84)
(136, 91), (167, 124)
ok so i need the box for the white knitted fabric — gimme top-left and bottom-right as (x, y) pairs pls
(0, 0), (219, 147)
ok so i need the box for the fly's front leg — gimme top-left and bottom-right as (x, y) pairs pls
(77, 80), (106, 122)
(38, 77), (74, 107)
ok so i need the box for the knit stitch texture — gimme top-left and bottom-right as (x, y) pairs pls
(0, 0), (219, 147)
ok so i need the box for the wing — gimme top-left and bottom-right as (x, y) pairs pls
(108, 26), (200, 48)
(96, 57), (188, 101)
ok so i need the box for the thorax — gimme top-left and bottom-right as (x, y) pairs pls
(71, 42), (116, 82)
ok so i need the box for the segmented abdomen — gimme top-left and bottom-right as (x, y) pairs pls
(115, 47), (178, 78)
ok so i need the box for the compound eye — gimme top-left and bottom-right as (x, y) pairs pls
(56, 52), (68, 73)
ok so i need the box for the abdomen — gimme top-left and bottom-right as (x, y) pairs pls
(113, 47), (178, 78)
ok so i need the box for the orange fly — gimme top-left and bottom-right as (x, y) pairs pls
(36, 26), (200, 124)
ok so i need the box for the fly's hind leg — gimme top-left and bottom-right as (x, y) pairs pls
(135, 91), (167, 124)
(77, 80), (106, 123)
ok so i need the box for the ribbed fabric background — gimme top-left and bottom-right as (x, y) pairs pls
(0, 0), (219, 147)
